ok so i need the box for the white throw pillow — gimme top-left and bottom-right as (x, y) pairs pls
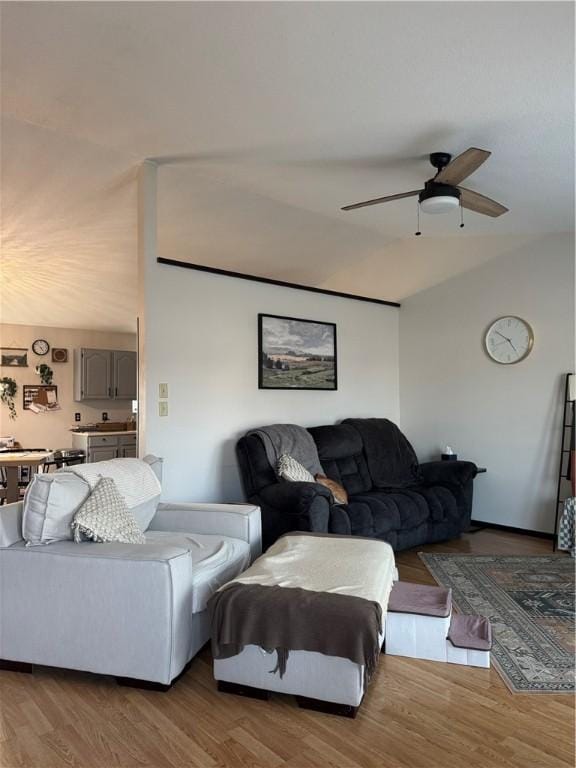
(277, 453), (315, 483)
(23, 473), (91, 546)
(71, 477), (145, 544)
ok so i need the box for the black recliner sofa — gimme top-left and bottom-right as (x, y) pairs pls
(236, 418), (477, 551)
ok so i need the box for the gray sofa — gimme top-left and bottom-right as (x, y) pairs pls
(237, 419), (477, 551)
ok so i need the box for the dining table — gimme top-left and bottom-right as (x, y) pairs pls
(0, 450), (54, 504)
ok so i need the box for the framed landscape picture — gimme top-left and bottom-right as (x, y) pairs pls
(258, 314), (337, 390)
(1, 348), (28, 367)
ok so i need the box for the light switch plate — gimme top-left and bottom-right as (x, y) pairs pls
(159, 401), (168, 417)
(159, 383), (168, 399)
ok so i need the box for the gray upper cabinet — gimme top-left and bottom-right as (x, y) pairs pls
(113, 351), (137, 400)
(78, 349), (112, 399)
(75, 349), (137, 401)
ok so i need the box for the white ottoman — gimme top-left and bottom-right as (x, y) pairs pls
(211, 534), (397, 718)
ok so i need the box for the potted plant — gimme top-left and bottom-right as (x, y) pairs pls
(36, 364), (53, 385)
(0, 377), (18, 420)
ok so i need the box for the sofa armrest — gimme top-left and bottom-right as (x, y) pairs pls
(0, 541), (193, 684)
(0, 502), (23, 548)
(420, 460), (477, 487)
(259, 481), (332, 533)
(149, 502), (262, 562)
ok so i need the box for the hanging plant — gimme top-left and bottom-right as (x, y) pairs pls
(36, 364), (53, 385)
(0, 377), (18, 420)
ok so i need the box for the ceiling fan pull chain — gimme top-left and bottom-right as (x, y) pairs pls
(460, 201), (465, 229)
(415, 202), (422, 236)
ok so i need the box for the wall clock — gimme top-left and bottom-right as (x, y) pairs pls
(484, 316), (533, 364)
(32, 339), (50, 356)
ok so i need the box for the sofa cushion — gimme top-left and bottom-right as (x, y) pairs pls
(344, 418), (422, 489)
(345, 483), (464, 541)
(309, 424), (372, 495)
(346, 489), (432, 537)
(23, 472), (91, 546)
(145, 531), (250, 613)
(309, 424), (363, 461)
(415, 484), (461, 523)
(348, 490), (429, 538)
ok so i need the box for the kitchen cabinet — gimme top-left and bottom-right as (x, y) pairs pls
(74, 349), (137, 401)
(80, 349), (111, 399)
(71, 432), (137, 463)
(113, 351), (137, 400)
(89, 446), (119, 463)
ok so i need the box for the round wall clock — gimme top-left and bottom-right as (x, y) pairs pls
(32, 339), (50, 356)
(484, 316), (534, 364)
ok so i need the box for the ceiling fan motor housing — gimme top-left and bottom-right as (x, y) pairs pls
(419, 181), (461, 214)
(429, 151), (452, 170)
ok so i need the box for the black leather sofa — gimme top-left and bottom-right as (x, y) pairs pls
(236, 418), (477, 551)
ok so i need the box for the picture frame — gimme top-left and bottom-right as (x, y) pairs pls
(52, 348), (68, 363)
(1, 348), (28, 368)
(258, 313), (337, 391)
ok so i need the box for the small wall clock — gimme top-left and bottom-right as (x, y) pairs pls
(484, 316), (534, 364)
(32, 339), (50, 356)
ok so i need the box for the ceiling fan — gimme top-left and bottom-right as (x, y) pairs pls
(341, 148), (509, 222)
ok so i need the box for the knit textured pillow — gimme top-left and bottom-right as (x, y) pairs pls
(71, 477), (146, 544)
(277, 453), (315, 483)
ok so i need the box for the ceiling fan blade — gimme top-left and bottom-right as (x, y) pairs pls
(459, 187), (509, 217)
(341, 190), (421, 211)
(435, 148), (491, 184)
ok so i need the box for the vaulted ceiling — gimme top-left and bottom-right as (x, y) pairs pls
(1, 2), (573, 331)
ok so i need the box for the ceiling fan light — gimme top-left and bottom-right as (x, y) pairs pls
(420, 195), (461, 214)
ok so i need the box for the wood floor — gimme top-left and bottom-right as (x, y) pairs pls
(1, 530), (574, 768)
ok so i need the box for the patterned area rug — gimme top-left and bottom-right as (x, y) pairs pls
(419, 553), (575, 694)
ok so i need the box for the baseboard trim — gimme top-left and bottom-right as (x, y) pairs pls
(469, 520), (554, 540)
(0, 659), (33, 674)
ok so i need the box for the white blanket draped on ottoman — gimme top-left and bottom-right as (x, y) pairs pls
(210, 533), (395, 708)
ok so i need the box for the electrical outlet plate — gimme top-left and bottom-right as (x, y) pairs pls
(159, 401), (168, 417)
(159, 383), (168, 399)
(74, 413), (81, 422)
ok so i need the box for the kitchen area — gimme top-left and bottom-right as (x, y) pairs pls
(70, 347), (137, 462)
(0, 324), (138, 504)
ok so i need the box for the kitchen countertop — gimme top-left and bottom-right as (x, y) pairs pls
(71, 430), (137, 436)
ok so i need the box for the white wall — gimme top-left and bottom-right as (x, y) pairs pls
(400, 233), (575, 533)
(0, 324), (137, 449)
(142, 264), (399, 502)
